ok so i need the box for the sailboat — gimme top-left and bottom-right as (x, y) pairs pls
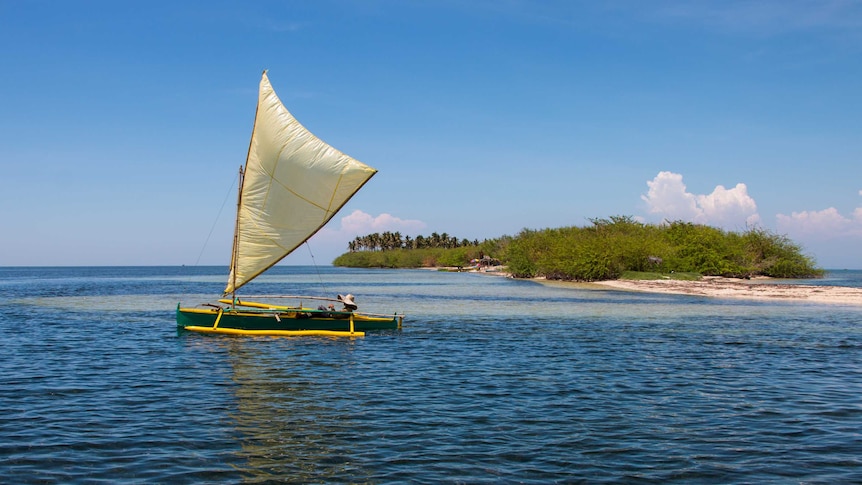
(177, 71), (403, 337)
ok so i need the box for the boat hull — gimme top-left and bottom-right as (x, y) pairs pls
(176, 304), (402, 337)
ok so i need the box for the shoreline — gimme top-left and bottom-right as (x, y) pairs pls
(565, 276), (862, 306)
(433, 267), (862, 306)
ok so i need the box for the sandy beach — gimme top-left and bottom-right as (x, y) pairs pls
(591, 276), (862, 306)
(455, 267), (862, 306)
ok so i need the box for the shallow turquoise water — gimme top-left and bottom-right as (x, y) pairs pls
(1, 266), (861, 483)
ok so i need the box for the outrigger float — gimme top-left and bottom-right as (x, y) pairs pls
(177, 71), (404, 337)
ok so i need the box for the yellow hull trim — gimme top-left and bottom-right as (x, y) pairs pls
(183, 325), (365, 338)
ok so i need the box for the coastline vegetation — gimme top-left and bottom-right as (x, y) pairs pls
(333, 216), (824, 281)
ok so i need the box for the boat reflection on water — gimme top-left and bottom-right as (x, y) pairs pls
(214, 337), (373, 482)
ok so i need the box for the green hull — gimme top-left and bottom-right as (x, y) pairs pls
(177, 304), (401, 335)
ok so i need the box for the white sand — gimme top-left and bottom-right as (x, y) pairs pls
(429, 266), (862, 305)
(592, 276), (862, 305)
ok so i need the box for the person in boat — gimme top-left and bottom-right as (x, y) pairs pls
(338, 294), (358, 312)
(316, 303), (336, 318)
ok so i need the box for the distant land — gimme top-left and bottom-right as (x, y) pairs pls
(333, 216), (824, 281)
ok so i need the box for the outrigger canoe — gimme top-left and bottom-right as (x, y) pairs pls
(178, 297), (403, 337)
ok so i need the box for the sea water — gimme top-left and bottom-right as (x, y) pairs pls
(1, 266), (860, 483)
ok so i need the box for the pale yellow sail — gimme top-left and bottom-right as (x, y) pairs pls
(225, 72), (377, 294)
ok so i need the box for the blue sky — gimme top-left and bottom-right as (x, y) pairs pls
(2, 1), (861, 268)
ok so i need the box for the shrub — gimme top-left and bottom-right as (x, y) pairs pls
(335, 217), (823, 280)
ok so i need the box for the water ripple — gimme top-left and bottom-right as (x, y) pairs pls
(1, 267), (861, 483)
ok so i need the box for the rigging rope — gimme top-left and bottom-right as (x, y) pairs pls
(194, 171), (239, 267)
(305, 241), (329, 296)
(180, 171), (239, 299)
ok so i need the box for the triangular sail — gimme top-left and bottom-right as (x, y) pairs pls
(225, 71), (377, 294)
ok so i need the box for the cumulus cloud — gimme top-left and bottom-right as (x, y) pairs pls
(776, 205), (862, 240)
(772, 194), (862, 267)
(315, 210), (426, 242)
(338, 210), (426, 234)
(641, 171), (761, 228)
(297, 210), (427, 262)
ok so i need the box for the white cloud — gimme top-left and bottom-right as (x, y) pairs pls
(697, 183), (761, 228)
(288, 210), (426, 264)
(315, 210), (426, 243)
(338, 210), (426, 235)
(641, 171), (761, 228)
(641, 171), (701, 221)
(772, 192), (862, 269)
(776, 205), (862, 240)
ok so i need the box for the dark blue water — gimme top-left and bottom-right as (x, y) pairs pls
(1, 266), (861, 483)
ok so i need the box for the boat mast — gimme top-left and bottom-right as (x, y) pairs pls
(229, 165), (244, 301)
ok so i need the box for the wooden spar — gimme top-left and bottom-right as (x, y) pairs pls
(230, 295), (347, 302)
(212, 308), (224, 329)
(228, 165), (244, 301)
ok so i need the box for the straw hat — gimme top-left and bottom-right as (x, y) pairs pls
(337, 294), (357, 310)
